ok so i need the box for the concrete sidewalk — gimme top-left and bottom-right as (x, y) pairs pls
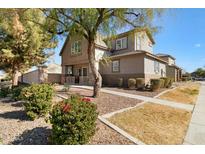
(184, 82), (205, 144)
(71, 85), (194, 111)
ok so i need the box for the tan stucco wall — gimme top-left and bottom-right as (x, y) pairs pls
(135, 31), (153, 53)
(166, 66), (177, 81)
(168, 58), (175, 65)
(109, 31), (153, 54)
(20, 70), (39, 84)
(100, 54), (145, 86)
(61, 36), (89, 66)
(100, 54), (166, 86)
(48, 73), (61, 83)
(109, 33), (135, 55)
(100, 54), (144, 75)
(144, 56), (166, 83)
(144, 56), (166, 76)
(159, 56), (175, 65)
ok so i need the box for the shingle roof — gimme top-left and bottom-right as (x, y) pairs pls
(156, 53), (176, 60)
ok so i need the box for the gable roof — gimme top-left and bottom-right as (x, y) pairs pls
(105, 27), (155, 44)
(156, 53), (176, 60)
(110, 50), (168, 64)
(59, 27), (155, 56)
(59, 33), (109, 56)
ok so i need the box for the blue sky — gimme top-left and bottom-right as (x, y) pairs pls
(153, 8), (205, 72)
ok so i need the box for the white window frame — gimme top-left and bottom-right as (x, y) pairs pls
(154, 61), (160, 74)
(71, 41), (81, 55)
(115, 37), (127, 50)
(82, 67), (88, 77)
(65, 66), (73, 75)
(112, 60), (120, 72)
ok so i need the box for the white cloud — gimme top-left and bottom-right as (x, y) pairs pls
(195, 43), (201, 48)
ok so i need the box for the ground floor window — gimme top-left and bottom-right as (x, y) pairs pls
(112, 60), (120, 72)
(65, 65), (73, 75)
(82, 68), (88, 76)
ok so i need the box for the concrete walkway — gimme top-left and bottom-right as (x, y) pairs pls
(184, 82), (205, 144)
(71, 85), (194, 111)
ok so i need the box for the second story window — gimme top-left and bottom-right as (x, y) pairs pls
(71, 41), (81, 55)
(116, 37), (127, 50)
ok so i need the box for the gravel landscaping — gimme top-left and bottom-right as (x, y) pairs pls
(0, 98), (51, 145)
(89, 120), (134, 145)
(0, 87), (138, 145)
(68, 87), (142, 115)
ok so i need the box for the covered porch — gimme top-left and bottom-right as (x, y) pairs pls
(61, 63), (94, 85)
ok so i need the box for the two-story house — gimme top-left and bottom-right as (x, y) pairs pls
(156, 53), (182, 82)
(60, 27), (168, 87)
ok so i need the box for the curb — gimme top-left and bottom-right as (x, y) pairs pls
(98, 116), (145, 145)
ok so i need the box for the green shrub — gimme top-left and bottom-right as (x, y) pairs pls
(150, 79), (161, 91)
(20, 84), (54, 120)
(11, 85), (28, 101)
(160, 77), (169, 88)
(0, 87), (11, 98)
(128, 78), (136, 89)
(159, 79), (165, 88)
(49, 95), (98, 145)
(136, 78), (145, 90)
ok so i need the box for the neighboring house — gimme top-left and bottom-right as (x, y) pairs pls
(18, 63), (62, 84)
(60, 27), (169, 87)
(156, 53), (182, 82)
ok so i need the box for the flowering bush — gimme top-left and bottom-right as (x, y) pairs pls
(20, 84), (54, 120)
(49, 95), (98, 145)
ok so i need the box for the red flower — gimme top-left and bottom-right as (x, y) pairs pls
(62, 104), (71, 113)
(82, 97), (91, 102)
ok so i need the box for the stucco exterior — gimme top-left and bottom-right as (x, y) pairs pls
(109, 30), (154, 56)
(144, 56), (166, 83)
(60, 27), (177, 87)
(156, 54), (182, 82)
(19, 70), (39, 84)
(158, 56), (175, 65)
(100, 53), (166, 86)
(19, 64), (62, 84)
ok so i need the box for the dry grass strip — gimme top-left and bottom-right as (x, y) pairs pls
(108, 103), (191, 145)
(159, 83), (200, 105)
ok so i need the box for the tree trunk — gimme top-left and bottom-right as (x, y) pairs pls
(87, 40), (102, 98)
(12, 70), (19, 86)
